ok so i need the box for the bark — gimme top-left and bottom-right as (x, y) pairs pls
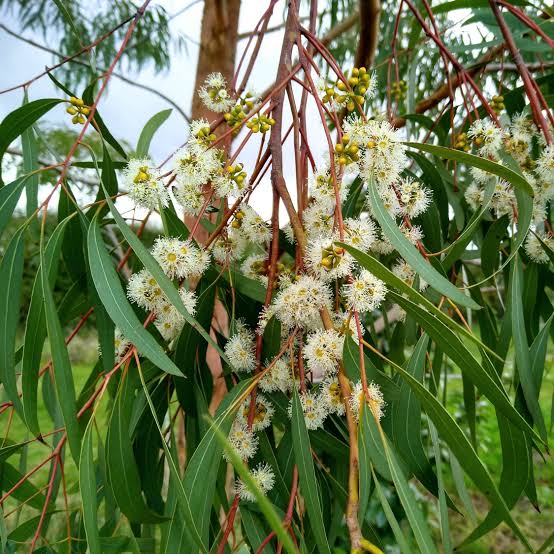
(184, 1), (241, 435)
(190, 0), (241, 123)
(354, 0), (381, 69)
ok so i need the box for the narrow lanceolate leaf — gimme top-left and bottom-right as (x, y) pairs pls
(390, 362), (533, 552)
(106, 371), (165, 524)
(21, 95), (39, 234)
(138, 365), (252, 553)
(390, 292), (541, 444)
(102, 189), (234, 370)
(21, 219), (68, 435)
(210, 419), (298, 554)
(135, 109), (172, 157)
(429, 424), (452, 554)
(291, 389), (331, 554)
(87, 215), (181, 376)
(372, 469), (411, 554)
(366, 181), (479, 310)
(442, 180), (495, 271)
(40, 244), (81, 463)
(462, 412), (531, 544)
(404, 142), (534, 196)
(0, 227), (26, 418)
(0, 176), (29, 241)
(79, 423), (101, 554)
(390, 334), (443, 498)
(339, 246), (498, 363)
(0, 99), (64, 184)
(510, 256), (547, 441)
(372, 410), (438, 554)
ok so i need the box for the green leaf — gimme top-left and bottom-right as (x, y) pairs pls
(389, 334), (444, 498)
(429, 423), (452, 553)
(442, 180), (495, 271)
(405, 142), (534, 196)
(359, 397), (392, 488)
(340, 245), (500, 361)
(389, 359), (533, 551)
(101, 188), (234, 371)
(210, 417), (298, 554)
(21, 219), (68, 435)
(40, 239), (81, 463)
(370, 407), (438, 554)
(241, 506), (275, 554)
(21, 93), (39, 235)
(366, 180), (480, 310)
(390, 291), (541, 443)
(0, 177), (29, 242)
(291, 389), (331, 554)
(79, 422), (101, 554)
(105, 371), (165, 523)
(136, 109), (172, 157)
(0, 227), (26, 418)
(372, 469), (411, 554)
(0, 99), (64, 184)
(87, 215), (182, 376)
(510, 256), (547, 441)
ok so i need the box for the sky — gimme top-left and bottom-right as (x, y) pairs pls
(0, 0), (333, 222)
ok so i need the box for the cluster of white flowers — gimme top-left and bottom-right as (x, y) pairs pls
(151, 237), (210, 280)
(349, 381), (385, 422)
(224, 323), (256, 372)
(259, 357), (293, 393)
(304, 329), (344, 376)
(124, 158), (170, 210)
(235, 462), (275, 502)
(272, 275), (333, 330)
(199, 72), (234, 113)
(525, 231), (554, 264)
(342, 270), (387, 313)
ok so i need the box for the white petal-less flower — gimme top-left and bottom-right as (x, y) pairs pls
(392, 259), (428, 291)
(342, 270), (387, 313)
(468, 120), (503, 158)
(360, 120), (407, 185)
(225, 421), (258, 462)
(304, 329), (344, 376)
(349, 381), (385, 422)
(124, 158), (169, 210)
(212, 229), (248, 264)
(259, 357), (292, 393)
(235, 462), (275, 502)
(199, 72), (235, 113)
(525, 231), (554, 264)
(153, 288), (197, 342)
(241, 254), (268, 285)
(305, 235), (353, 282)
(127, 269), (164, 311)
(309, 166), (350, 209)
(537, 145), (554, 182)
(396, 177), (431, 218)
(303, 202), (334, 240)
(236, 394), (274, 432)
(240, 204), (271, 244)
(343, 217), (377, 252)
(273, 275), (333, 330)
(288, 391), (328, 430)
(172, 143), (221, 186)
(224, 326), (256, 372)
(114, 328), (131, 362)
(320, 376), (345, 416)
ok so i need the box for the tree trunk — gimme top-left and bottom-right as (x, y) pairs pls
(185, 0), (241, 427)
